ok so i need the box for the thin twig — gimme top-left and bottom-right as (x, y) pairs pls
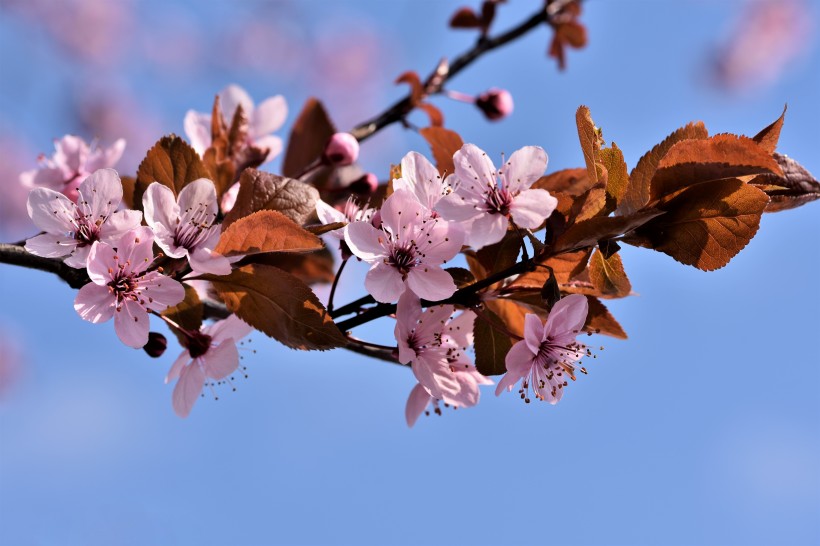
(0, 242), (89, 289)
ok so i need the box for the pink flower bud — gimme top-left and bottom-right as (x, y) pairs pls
(347, 172), (379, 195)
(475, 88), (513, 121)
(323, 133), (359, 166)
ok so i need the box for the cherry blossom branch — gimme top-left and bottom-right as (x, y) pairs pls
(0, 242), (89, 289)
(349, 0), (582, 142)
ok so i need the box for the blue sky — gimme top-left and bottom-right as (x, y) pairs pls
(1, 1), (818, 545)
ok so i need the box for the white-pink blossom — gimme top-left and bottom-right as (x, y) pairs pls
(315, 197), (376, 241)
(184, 84), (287, 164)
(165, 315), (253, 418)
(437, 143), (558, 249)
(392, 151), (452, 211)
(396, 292), (492, 427)
(344, 189), (463, 303)
(142, 179), (231, 276)
(25, 168), (142, 269)
(20, 135), (125, 203)
(74, 226), (186, 349)
(496, 294), (589, 404)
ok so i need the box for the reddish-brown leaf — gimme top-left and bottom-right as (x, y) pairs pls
(557, 20), (587, 48)
(249, 249), (335, 285)
(446, 267), (476, 288)
(649, 134), (782, 202)
(583, 296), (627, 339)
(752, 105), (787, 155)
(282, 98), (336, 178)
(552, 209), (664, 253)
(627, 178), (769, 271)
(589, 249), (631, 298)
(134, 135), (211, 211)
(417, 103), (445, 127)
(619, 121), (708, 216)
(205, 264), (346, 350)
(215, 210), (322, 258)
(753, 153), (820, 213)
(222, 169), (319, 229)
(600, 143), (629, 211)
(532, 168), (594, 217)
(570, 186), (607, 223)
(120, 175), (136, 209)
(575, 106), (603, 184)
(396, 71), (424, 105)
(474, 307), (515, 376)
(508, 249), (591, 290)
(419, 127), (464, 176)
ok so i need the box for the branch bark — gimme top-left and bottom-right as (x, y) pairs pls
(0, 242), (89, 289)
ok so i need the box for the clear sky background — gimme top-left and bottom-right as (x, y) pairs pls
(1, 1), (818, 545)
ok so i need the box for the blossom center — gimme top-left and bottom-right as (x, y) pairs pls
(174, 202), (216, 250)
(387, 243), (417, 276)
(187, 332), (213, 359)
(484, 186), (513, 216)
(72, 213), (102, 247)
(108, 273), (139, 304)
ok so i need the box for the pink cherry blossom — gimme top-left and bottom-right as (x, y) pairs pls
(437, 143), (558, 249)
(315, 197), (376, 241)
(20, 135), (125, 203)
(391, 151), (452, 211)
(142, 178), (231, 276)
(165, 315), (253, 418)
(74, 226), (185, 349)
(25, 168), (142, 269)
(344, 189), (463, 303)
(396, 294), (492, 426)
(184, 84), (287, 164)
(495, 294), (589, 404)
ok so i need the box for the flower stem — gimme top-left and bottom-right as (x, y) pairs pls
(327, 257), (348, 314)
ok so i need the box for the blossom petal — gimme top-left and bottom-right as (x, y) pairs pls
(26, 187), (76, 233)
(501, 146), (548, 194)
(510, 189), (557, 229)
(364, 263), (405, 303)
(63, 246), (92, 269)
(165, 351), (191, 384)
(177, 178), (218, 225)
(184, 110), (212, 155)
(85, 241), (117, 284)
(53, 135), (88, 174)
(74, 282), (115, 324)
(77, 168), (123, 222)
(444, 372), (481, 408)
(219, 84), (254, 124)
(413, 353), (460, 401)
(406, 266), (457, 301)
(252, 95), (287, 136)
(544, 294), (589, 339)
(172, 362), (206, 418)
(395, 291), (423, 364)
(445, 310), (475, 349)
(24, 232), (75, 258)
(405, 383), (432, 428)
(252, 135), (284, 164)
(142, 182), (179, 233)
(202, 340), (240, 380)
(435, 192), (480, 223)
(421, 219), (464, 264)
(380, 189), (424, 235)
(206, 315), (253, 344)
(139, 271), (186, 311)
(523, 314), (545, 354)
(315, 199), (346, 225)
(464, 212), (508, 249)
(116, 226), (157, 274)
(100, 209), (143, 242)
(344, 221), (385, 261)
(188, 247), (232, 276)
(453, 143), (498, 192)
(395, 151), (445, 210)
(113, 299), (150, 348)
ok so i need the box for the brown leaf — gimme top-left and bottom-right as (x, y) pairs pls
(649, 134), (782, 202)
(120, 175), (136, 209)
(575, 106), (603, 184)
(600, 143), (629, 211)
(626, 178), (769, 271)
(752, 105), (787, 155)
(204, 264), (346, 350)
(396, 71), (424, 105)
(134, 135), (211, 211)
(583, 296), (627, 339)
(417, 103), (444, 128)
(485, 298), (531, 339)
(552, 209), (664, 253)
(282, 98), (336, 178)
(249, 249), (335, 285)
(589, 249), (631, 298)
(532, 168), (594, 217)
(508, 249), (591, 290)
(619, 121), (708, 216)
(754, 153), (820, 212)
(215, 210), (322, 258)
(449, 7), (482, 29)
(446, 267), (476, 288)
(419, 127), (464, 176)
(557, 20), (587, 48)
(475, 231), (521, 277)
(162, 285), (204, 345)
(222, 169), (319, 229)
(474, 308), (514, 376)
(570, 186), (607, 223)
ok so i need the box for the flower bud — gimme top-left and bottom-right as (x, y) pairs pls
(143, 332), (168, 358)
(323, 133), (359, 166)
(347, 172), (378, 195)
(475, 88), (513, 121)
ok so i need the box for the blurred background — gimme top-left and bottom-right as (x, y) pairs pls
(1, 1), (818, 545)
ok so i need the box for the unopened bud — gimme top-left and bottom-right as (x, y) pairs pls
(475, 88), (513, 121)
(323, 132), (359, 166)
(143, 332), (168, 358)
(347, 172), (378, 195)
